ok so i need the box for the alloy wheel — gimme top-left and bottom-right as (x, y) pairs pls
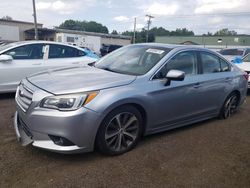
(105, 112), (139, 152)
(223, 94), (239, 119)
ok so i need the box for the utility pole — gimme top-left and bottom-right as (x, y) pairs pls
(145, 14), (154, 43)
(133, 17), (136, 44)
(32, 0), (38, 40)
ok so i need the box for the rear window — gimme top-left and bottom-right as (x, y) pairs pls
(219, 49), (244, 56)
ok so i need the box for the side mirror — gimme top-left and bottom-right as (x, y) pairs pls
(165, 69), (185, 86)
(0, 54), (13, 63)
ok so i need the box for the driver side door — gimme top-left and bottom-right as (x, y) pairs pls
(147, 50), (206, 131)
(0, 43), (45, 92)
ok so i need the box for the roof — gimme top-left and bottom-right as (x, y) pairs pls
(55, 28), (131, 40)
(0, 19), (43, 26)
(0, 40), (87, 52)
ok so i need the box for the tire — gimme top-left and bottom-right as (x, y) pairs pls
(96, 105), (143, 155)
(219, 92), (240, 119)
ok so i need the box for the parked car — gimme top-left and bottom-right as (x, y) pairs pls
(100, 44), (122, 56)
(233, 53), (250, 88)
(218, 48), (250, 62)
(14, 44), (248, 155)
(0, 41), (98, 93)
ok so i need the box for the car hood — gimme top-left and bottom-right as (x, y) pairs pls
(235, 62), (250, 72)
(27, 66), (136, 94)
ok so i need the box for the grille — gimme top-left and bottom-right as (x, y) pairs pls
(16, 83), (33, 112)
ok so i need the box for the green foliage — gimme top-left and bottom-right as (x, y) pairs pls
(214, 28), (237, 36)
(122, 27), (194, 43)
(1, 15), (12, 20)
(59, 19), (109, 34)
(111, 30), (118, 35)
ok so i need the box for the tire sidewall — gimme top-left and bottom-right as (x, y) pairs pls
(96, 105), (143, 155)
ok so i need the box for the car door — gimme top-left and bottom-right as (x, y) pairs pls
(0, 43), (45, 92)
(147, 50), (206, 130)
(194, 51), (234, 112)
(43, 44), (94, 70)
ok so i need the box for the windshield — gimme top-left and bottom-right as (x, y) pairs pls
(95, 45), (171, 75)
(0, 42), (22, 52)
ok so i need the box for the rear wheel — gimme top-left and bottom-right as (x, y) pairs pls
(96, 106), (142, 155)
(220, 92), (240, 119)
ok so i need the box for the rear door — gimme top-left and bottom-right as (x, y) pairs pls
(0, 43), (45, 91)
(194, 51), (234, 113)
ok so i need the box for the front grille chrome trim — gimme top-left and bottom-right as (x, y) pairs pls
(16, 83), (34, 112)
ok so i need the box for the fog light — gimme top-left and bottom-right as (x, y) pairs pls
(48, 135), (75, 146)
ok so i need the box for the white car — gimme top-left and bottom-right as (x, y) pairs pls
(235, 53), (250, 88)
(0, 41), (98, 93)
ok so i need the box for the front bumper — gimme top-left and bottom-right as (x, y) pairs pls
(14, 81), (103, 154)
(14, 106), (103, 154)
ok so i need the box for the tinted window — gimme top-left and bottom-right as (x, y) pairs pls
(219, 49), (244, 56)
(48, 44), (85, 58)
(4, 44), (44, 59)
(201, 52), (230, 73)
(220, 59), (230, 72)
(155, 51), (198, 79)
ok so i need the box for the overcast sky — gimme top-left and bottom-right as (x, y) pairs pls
(0, 0), (250, 35)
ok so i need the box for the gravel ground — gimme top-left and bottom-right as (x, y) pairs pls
(0, 93), (250, 188)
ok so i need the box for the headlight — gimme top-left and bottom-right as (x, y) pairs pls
(40, 91), (98, 111)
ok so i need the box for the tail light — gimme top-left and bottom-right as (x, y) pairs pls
(243, 72), (249, 80)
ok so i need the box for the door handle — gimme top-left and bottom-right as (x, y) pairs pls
(72, 62), (80, 64)
(193, 82), (201, 89)
(32, 63), (42, 65)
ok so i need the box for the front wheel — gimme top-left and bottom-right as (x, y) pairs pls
(96, 106), (143, 155)
(220, 93), (240, 119)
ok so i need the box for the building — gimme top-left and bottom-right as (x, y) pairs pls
(0, 19), (131, 54)
(155, 35), (250, 49)
(0, 19), (43, 42)
(55, 28), (131, 54)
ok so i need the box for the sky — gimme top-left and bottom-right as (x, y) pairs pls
(0, 0), (250, 35)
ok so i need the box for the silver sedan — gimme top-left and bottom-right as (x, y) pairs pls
(14, 44), (248, 155)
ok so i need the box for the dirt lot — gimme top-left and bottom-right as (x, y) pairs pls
(0, 93), (250, 188)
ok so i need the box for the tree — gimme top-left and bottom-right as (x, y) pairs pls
(214, 28), (237, 36)
(59, 20), (109, 33)
(203, 32), (213, 36)
(111, 30), (118, 35)
(150, 27), (170, 36)
(1, 15), (12, 20)
(170, 28), (194, 36)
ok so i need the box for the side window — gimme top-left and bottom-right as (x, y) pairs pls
(77, 49), (86, 57)
(201, 52), (230, 73)
(4, 44), (44, 60)
(220, 59), (230, 72)
(48, 44), (85, 58)
(155, 51), (198, 79)
(201, 52), (221, 73)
